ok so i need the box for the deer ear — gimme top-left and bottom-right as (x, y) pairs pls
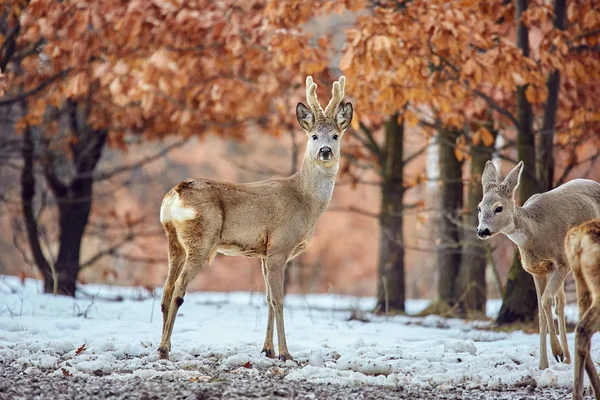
(335, 102), (353, 131)
(296, 102), (315, 131)
(481, 161), (499, 192)
(500, 161), (524, 198)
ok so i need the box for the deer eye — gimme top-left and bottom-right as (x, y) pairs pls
(477, 206), (481, 213)
(333, 134), (339, 140)
(312, 135), (318, 140)
(494, 206), (503, 213)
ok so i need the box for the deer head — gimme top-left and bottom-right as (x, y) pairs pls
(476, 161), (524, 239)
(296, 76), (353, 168)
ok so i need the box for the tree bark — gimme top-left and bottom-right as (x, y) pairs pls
(375, 113), (406, 313)
(457, 122), (496, 317)
(436, 127), (463, 307)
(497, 0), (538, 324)
(21, 125), (54, 289)
(536, 0), (565, 192)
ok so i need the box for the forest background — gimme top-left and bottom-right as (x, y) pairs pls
(0, 0), (599, 325)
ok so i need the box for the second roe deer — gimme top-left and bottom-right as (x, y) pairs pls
(157, 76), (353, 361)
(565, 218), (600, 400)
(477, 161), (600, 369)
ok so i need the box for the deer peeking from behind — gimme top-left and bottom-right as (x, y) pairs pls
(565, 218), (600, 400)
(477, 160), (600, 370)
(157, 76), (353, 361)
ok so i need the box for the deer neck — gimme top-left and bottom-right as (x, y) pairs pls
(505, 206), (534, 248)
(295, 149), (338, 213)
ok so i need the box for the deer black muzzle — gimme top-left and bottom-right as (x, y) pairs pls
(319, 146), (332, 160)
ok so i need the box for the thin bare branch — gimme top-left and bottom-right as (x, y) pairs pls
(93, 138), (189, 181)
(0, 69), (71, 106)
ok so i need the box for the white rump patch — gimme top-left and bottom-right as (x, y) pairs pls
(160, 192), (196, 223)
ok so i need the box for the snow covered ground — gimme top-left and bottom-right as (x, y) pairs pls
(0, 275), (597, 391)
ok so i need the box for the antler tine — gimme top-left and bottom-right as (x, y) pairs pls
(324, 76), (346, 118)
(305, 76), (323, 115)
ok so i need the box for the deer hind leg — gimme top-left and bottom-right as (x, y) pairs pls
(533, 274), (550, 370)
(265, 254), (293, 362)
(582, 252), (600, 400)
(261, 258), (276, 358)
(575, 300), (600, 400)
(158, 220), (217, 360)
(554, 282), (571, 364)
(540, 267), (568, 364)
(161, 223), (186, 341)
(570, 241), (591, 400)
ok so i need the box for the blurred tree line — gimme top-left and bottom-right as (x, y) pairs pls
(0, 0), (599, 327)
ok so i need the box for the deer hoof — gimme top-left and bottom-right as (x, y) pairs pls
(278, 353), (294, 362)
(261, 348), (275, 358)
(158, 347), (170, 360)
(552, 349), (565, 363)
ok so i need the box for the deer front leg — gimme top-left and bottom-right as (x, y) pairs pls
(554, 285), (571, 364)
(265, 254), (293, 362)
(541, 268), (568, 363)
(261, 259), (275, 358)
(533, 274), (549, 370)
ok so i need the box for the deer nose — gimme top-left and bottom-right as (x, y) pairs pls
(477, 228), (491, 238)
(319, 146), (332, 156)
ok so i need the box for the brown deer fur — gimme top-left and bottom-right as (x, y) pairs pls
(477, 161), (600, 370)
(157, 76), (353, 361)
(566, 219), (600, 400)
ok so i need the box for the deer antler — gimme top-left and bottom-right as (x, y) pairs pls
(305, 76), (323, 115)
(324, 76), (345, 118)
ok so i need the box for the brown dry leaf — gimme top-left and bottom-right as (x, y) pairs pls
(511, 72), (526, 86)
(350, 110), (360, 130)
(472, 130), (481, 146)
(525, 85), (537, 104)
(477, 127), (494, 147)
(454, 147), (465, 162)
(75, 344), (86, 356)
(61, 368), (72, 377)
(454, 135), (467, 162)
(404, 110), (418, 128)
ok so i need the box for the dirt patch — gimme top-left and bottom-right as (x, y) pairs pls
(0, 361), (577, 400)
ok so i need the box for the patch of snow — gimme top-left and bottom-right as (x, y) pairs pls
(0, 275), (596, 390)
(308, 351), (324, 367)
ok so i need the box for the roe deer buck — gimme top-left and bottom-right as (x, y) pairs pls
(157, 76), (353, 361)
(477, 161), (600, 370)
(565, 219), (600, 400)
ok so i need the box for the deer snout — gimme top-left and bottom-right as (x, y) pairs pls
(319, 146), (333, 160)
(476, 228), (492, 239)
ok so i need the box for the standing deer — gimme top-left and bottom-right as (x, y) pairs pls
(565, 219), (600, 400)
(477, 160), (600, 370)
(157, 76), (353, 361)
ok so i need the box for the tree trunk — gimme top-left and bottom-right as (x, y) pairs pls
(497, 0), (538, 324)
(436, 127), (463, 308)
(536, 0), (565, 192)
(457, 122), (496, 317)
(21, 125), (54, 290)
(375, 113), (405, 314)
(49, 195), (94, 295)
(37, 102), (107, 296)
